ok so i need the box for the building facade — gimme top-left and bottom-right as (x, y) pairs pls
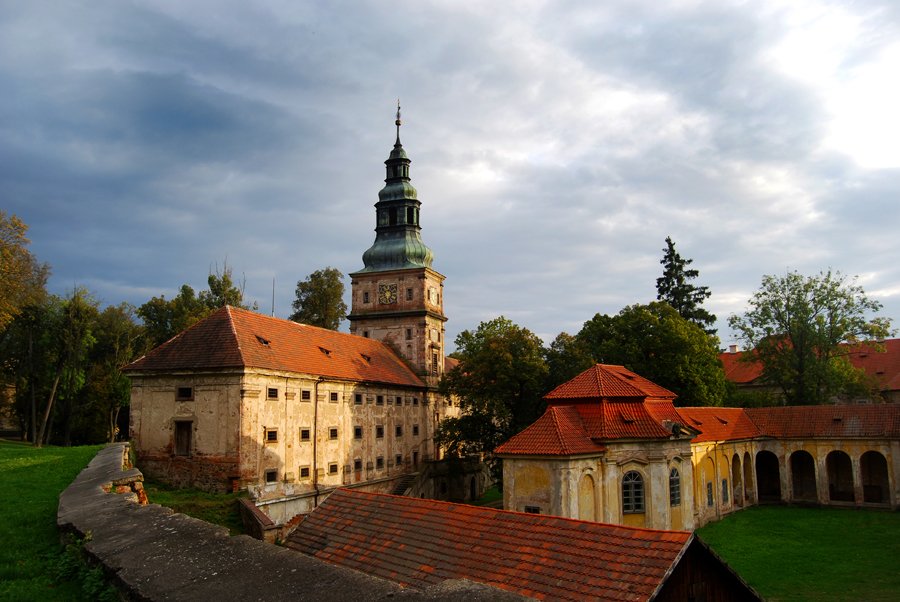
(498, 364), (900, 530)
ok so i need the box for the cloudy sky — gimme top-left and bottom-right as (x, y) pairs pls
(3, 0), (899, 349)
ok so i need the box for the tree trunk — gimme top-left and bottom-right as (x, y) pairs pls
(34, 361), (64, 448)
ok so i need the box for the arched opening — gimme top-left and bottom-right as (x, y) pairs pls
(756, 450), (781, 502)
(827, 450), (855, 502)
(731, 455), (743, 507)
(790, 450), (817, 502)
(743, 451), (754, 504)
(861, 451), (890, 504)
(669, 466), (683, 530)
(469, 476), (477, 501)
(578, 474), (596, 522)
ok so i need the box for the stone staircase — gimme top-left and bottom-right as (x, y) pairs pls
(390, 472), (418, 496)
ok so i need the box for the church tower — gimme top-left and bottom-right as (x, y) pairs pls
(348, 104), (447, 388)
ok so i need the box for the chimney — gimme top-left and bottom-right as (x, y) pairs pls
(728, 344), (739, 353)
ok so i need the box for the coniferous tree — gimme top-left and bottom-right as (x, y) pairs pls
(656, 236), (716, 335)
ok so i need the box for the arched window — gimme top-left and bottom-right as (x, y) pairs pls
(622, 471), (645, 513)
(669, 468), (681, 506)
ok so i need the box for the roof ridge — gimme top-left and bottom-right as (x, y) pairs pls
(225, 306), (246, 366)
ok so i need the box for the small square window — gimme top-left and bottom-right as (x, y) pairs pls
(412, 424), (419, 437)
(354, 426), (362, 439)
(328, 463), (338, 475)
(301, 390), (311, 401)
(265, 470), (277, 483)
(376, 425), (384, 438)
(267, 387), (278, 400)
(265, 429), (278, 443)
(363, 292), (370, 303)
(354, 393), (362, 405)
(299, 466), (310, 479)
(328, 427), (338, 440)
(524, 506), (541, 514)
(330, 392), (339, 402)
(395, 454), (403, 466)
(300, 428), (310, 442)
(176, 387), (193, 401)
(376, 457), (384, 470)
(395, 425), (403, 438)
(376, 395), (384, 405)
(353, 459), (362, 471)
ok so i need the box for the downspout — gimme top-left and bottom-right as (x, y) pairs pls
(313, 376), (325, 507)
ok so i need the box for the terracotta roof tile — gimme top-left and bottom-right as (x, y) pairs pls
(494, 406), (606, 456)
(745, 405), (900, 438)
(286, 489), (691, 602)
(675, 407), (761, 443)
(546, 365), (676, 401)
(125, 306), (424, 388)
(720, 338), (900, 392)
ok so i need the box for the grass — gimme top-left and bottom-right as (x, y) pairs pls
(469, 485), (503, 506)
(0, 438), (109, 601)
(142, 478), (246, 535)
(697, 505), (900, 601)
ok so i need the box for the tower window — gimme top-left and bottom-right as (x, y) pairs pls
(363, 292), (370, 304)
(389, 207), (397, 225)
(407, 207), (415, 224)
(406, 328), (412, 340)
(406, 288), (413, 301)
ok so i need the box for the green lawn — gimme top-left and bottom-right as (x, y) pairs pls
(698, 505), (900, 601)
(0, 439), (107, 601)
(142, 478), (246, 535)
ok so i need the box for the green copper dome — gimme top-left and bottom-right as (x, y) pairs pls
(358, 105), (434, 272)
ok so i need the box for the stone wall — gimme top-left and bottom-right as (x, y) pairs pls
(57, 443), (523, 601)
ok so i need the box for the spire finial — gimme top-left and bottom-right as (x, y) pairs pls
(395, 99), (402, 145)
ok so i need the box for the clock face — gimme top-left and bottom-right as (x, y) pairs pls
(378, 284), (398, 304)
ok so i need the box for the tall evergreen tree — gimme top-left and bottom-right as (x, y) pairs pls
(656, 236), (716, 335)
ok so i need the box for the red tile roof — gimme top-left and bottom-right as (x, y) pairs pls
(125, 306), (424, 388)
(494, 406), (606, 456)
(287, 488), (692, 602)
(720, 338), (900, 392)
(675, 407), (762, 443)
(745, 405), (900, 439)
(546, 364), (676, 401)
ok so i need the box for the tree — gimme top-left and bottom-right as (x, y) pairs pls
(199, 261), (254, 310)
(436, 317), (548, 460)
(290, 267), (347, 330)
(728, 270), (893, 405)
(0, 211), (49, 332)
(544, 332), (594, 392)
(656, 236), (716, 335)
(577, 302), (727, 406)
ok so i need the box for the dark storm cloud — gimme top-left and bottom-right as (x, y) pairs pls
(2, 0), (898, 346)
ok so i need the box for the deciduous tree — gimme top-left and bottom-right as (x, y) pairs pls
(578, 302), (727, 406)
(728, 270), (892, 404)
(289, 267), (347, 330)
(656, 236), (716, 335)
(0, 212), (49, 332)
(436, 317), (548, 459)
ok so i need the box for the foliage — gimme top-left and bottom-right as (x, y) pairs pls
(138, 261), (255, 349)
(656, 236), (716, 334)
(436, 317), (548, 458)
(142, 478), (246, 535)
(544, 332), (594, 392)
(577, 302), (727, 406)
(289, 267), (347, 330)
(698, 505), (900, 601)
(0, 439), (107, 601)
(728, 270), (892, 404)
(0, 211), (49, 332)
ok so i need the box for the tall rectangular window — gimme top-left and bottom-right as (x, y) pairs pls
(376, 425), (384, 438)
(354, 393), (363, 405)
(722, 479), (729, 503)
(376, 395), (384, 406)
